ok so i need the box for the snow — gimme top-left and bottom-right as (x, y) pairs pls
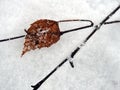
(0, 0), (120, 90)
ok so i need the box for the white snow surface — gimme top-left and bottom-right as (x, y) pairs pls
(0, 0), (120, 90)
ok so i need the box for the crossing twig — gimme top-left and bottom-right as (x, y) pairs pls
(31, 4), (120, 90)
(0, 19), (93, 42)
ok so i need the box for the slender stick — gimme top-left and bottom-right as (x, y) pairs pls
(0, 19), (93, 42)
(0, 19), (120, 43)
(31, 4), (120, 90)
(59, 19), (93, 67)
(31, 58), (68, 90)
(59, 19), (93, 35)
(0, 35), (25, 42)
(104, 20), (120, 24)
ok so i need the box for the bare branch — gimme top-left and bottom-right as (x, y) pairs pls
(31, 4), (120, 90)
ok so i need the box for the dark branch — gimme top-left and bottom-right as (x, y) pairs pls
(31, 58), (68, 90)
(1, 19), (120, 43)
(0, 35), (25, 42)
(31, 4), (120, 90)
(60, 19), (94, 35)
(104, 20), (120, 24)
(0, 20), (93, 43)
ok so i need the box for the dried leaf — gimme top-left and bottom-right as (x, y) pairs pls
(22, 19), (60, 56)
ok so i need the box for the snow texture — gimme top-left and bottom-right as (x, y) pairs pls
(0, 0), (120, 90)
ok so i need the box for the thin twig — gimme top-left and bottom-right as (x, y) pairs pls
(0, 19), (120, 42)
(0, 19), (93, 42)
(59, 19), (93, 35)
(104, 20), (120, 24)
(0, 35), (25, 42)
(31, 4), (120, 90)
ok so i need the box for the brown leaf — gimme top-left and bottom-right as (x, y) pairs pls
(21, 19), (60, 56)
